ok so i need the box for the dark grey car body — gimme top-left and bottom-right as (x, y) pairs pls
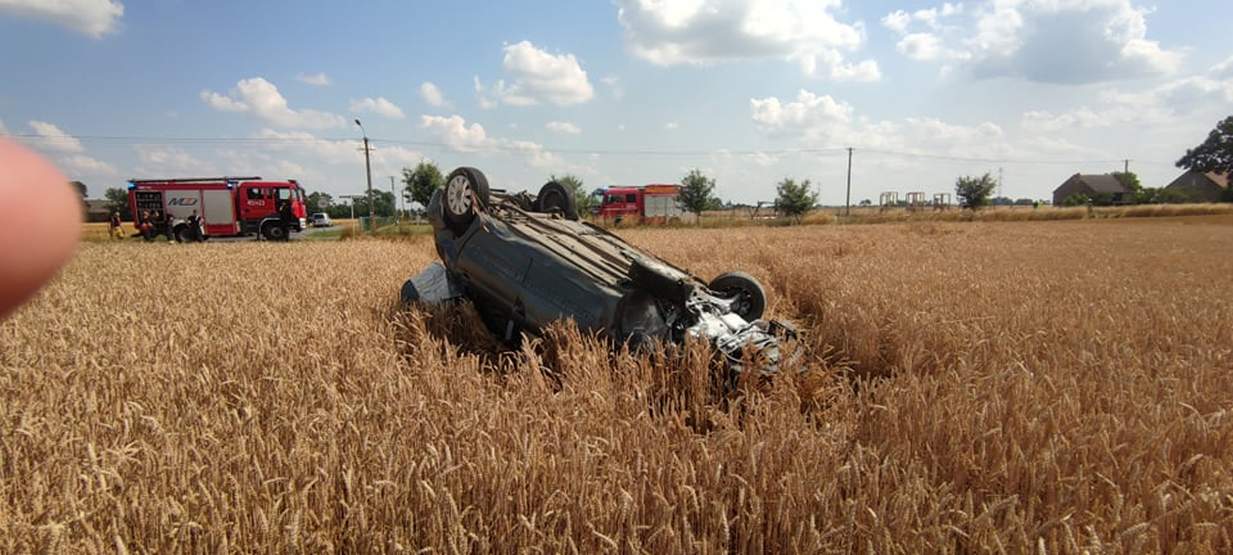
(402, 168), (791, 376)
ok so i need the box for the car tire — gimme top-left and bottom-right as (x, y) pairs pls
(708, 271), (767, 321)
(174, 226), (189, 243)
(262, 222), (288, 241)
(443, 167), (491, 233)
(534, 181), (578, 220)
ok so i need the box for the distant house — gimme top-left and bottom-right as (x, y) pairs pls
(83, 199), (112, 223)
(1164, 170), (1229, 203)
(1052, 174), (1130, 205)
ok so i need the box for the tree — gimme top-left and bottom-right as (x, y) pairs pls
(550, 174), (595, 215)
(774, 177), (818, 222)
(1112, 171), (1142, 194)
(70, 181), (87, 198)
(678, 169), (719, 218)
(1060, 193), (1090, 207)
(859, 199), (873, 207)
(955, 173), (996, 210)
(352, 190), (396, 218)
(1177, 115), (1233, 202)
(104, 187), (131, 219)
(402, 160), (444, 208)
(306, 191), (333, 215)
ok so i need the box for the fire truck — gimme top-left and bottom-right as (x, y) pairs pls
(127, 177), (308, 241)
(590, 184), (696, 224)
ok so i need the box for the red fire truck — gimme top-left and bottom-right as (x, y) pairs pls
(590, 184), (696, 224)
(127, 177), (308, 241)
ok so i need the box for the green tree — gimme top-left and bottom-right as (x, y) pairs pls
(306, 191), (333, 215)
(352, 190), (396, 218)
(773, 177), (818, 222)
(402, 160), (445, 208)
(678, 169), (719, 218)
(1112, 171), (1142, 195)
(1061, 193), (1090, 207)
(1177, 115), (1233, 202)
(104, 187), (131, 219)
(549, 174), (595, 215)
(955, 173), (997, 210)
(70, 181), (87, 198)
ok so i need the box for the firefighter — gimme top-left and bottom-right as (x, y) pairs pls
(139, 210), (154, 241)
(187, 210), (203, 242)
(107, 211), (123, 240)
(163, 211), (175, 242)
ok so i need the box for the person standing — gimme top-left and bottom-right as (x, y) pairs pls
(107, 211), (123, 240)
(187, 210), (203, 242)
(163, 211), (175, 242)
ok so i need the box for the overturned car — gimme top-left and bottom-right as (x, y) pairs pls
(401, 167), (795, 377)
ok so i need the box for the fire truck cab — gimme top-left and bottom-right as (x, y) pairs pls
(591, 184), (694, 224)
(128, 177), (307, 241)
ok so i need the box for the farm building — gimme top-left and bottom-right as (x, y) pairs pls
(1051, 173), (1130, 205)
(1164, 170), (1229, 202)
(83, 199), (112, 223)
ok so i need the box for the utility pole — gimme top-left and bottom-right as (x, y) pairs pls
(355, 119), (374, 232)
(845, 147), (853, 216)
(998, 167), (1004, 198)
(390, 176), (398, 223)
(1123, 159), (1130, 174)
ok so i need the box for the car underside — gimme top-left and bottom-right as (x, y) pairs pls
(401, 167), (795, 378)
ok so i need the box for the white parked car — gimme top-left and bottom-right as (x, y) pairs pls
(310, 213), (333, 227)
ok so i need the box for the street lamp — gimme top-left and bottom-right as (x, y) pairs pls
(355, 118), (374, 231)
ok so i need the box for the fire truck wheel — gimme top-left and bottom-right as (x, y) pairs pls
(534, 181), (578, 220)
(173, 226), (190, 243)
(443, 167), (490, 233)
(708, 271), (767, 322)
(262, 222), (288, 241)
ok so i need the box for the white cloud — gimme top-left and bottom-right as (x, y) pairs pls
(0, 0), (123, 38)
(296, 72), (332, 87)
(350, 97), (406, 120)
(134, 145), (215, 176)
(27, 120), (84, 152)
(200, 90), (248, 112)
(664, 122), (679, 130)
(419, 114), (577, 171)
(420, 115), (493, 152)
(601, 74), (625, 100)
(882, 10), (911, 34)
(889, 0), (1182, 84)
(420, 82), (448, 107)
(1212, 56), (1233, 80)
(617, 0), (880, 81)
(750, 89), (1012, 160)
(62, 154), (117, 177)
(546, 120), (581, 135)
(200, 77), (346, 129)
(1021, 72), (1233, 133)
(476, 41), (595, 107)
(254, 128), (359, 165)
(751, 90), (853, 135)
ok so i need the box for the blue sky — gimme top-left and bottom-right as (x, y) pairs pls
(2, 0), (1231, 205)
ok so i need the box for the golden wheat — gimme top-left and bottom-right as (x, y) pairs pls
(5, 216), (1233, 552)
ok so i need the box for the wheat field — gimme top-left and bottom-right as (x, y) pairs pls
(4, 217), (1233, 552)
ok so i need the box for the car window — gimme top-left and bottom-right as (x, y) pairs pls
(277, 188), (292, 201)
(248, 188), (264, 199)
(626, 193), (637, 203)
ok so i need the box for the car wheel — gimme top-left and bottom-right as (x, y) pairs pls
(709, 271), (767, 321)
(174, 226), (190, 243)
(443, 167), (491, 233)
(262, 223), (288, 241)
(534, 181), (578, 220)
